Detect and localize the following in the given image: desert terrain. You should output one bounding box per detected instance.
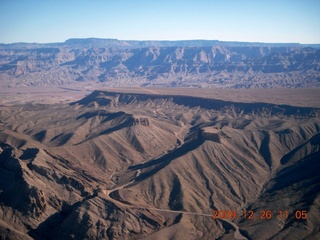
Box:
[1,39,319,89]
[0,86,319,239]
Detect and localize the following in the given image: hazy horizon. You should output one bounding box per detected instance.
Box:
[0,36,317,46]
[1,37,318,45]
[1,0,319,44]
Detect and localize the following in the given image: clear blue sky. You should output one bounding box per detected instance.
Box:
[0,0,319,44]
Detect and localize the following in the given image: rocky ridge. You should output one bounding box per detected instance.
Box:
[0,90,320,239]
[0,38,319,88]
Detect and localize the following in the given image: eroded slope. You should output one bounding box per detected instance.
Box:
[0,90,319,239]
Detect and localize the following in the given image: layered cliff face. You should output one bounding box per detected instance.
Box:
[0,39,319,88]
[0,90,320,239]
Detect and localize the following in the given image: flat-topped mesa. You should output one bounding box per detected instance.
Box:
[133,117,150,126]
[201,126,221,143]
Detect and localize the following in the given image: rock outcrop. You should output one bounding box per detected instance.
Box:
[201,126,221,143]
[134,118,150,126]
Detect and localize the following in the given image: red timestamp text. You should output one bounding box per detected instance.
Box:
[212,210,308,220]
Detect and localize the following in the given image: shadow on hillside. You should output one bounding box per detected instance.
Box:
[128,132,205,183]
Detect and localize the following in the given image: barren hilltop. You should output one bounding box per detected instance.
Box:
[0,88,320,239]
[0,38,320,240]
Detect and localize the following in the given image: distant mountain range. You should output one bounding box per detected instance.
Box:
[2,38,320,49]
[0,38,319,88]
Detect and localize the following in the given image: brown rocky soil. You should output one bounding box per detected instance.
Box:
[0,88,319,239]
